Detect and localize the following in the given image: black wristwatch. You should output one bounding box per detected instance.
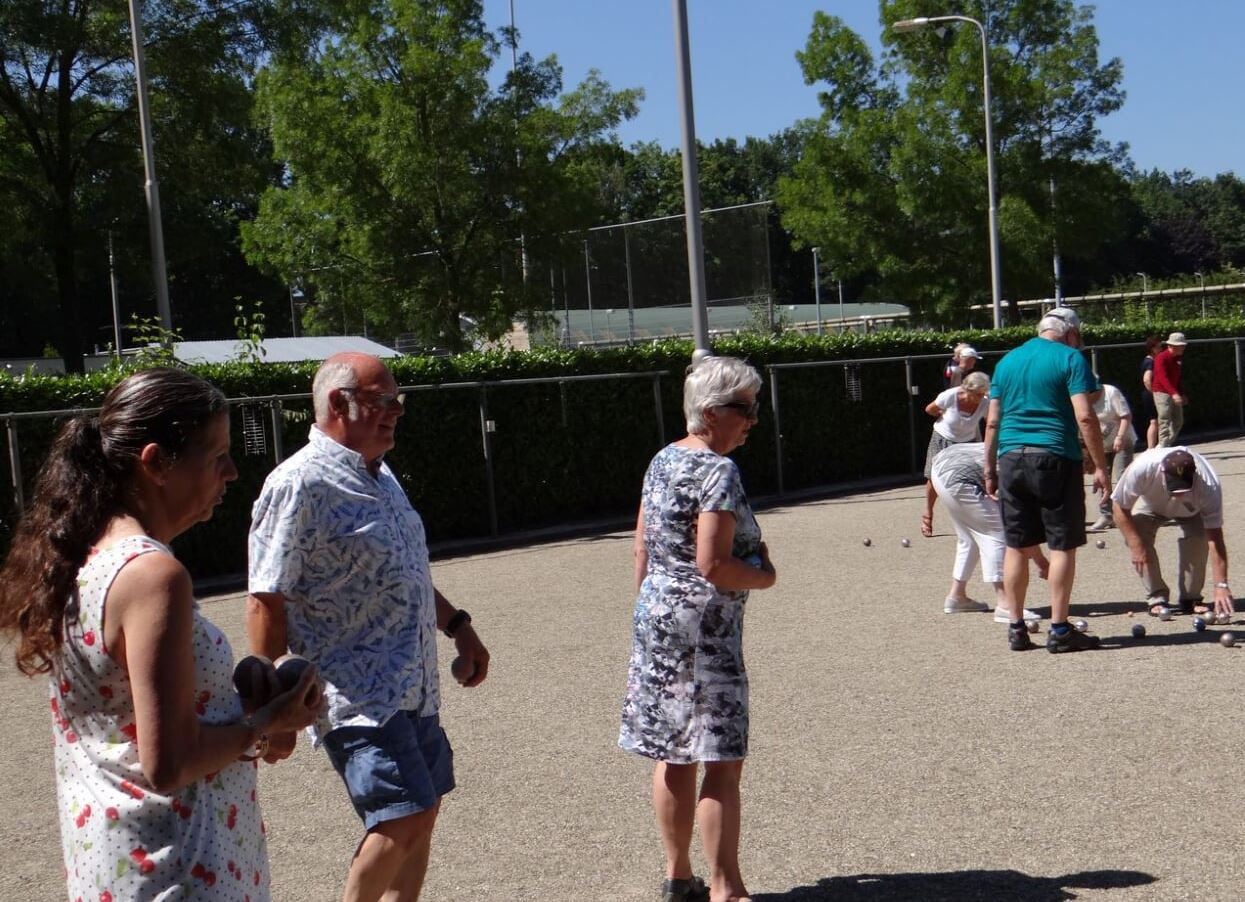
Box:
[443,609,472,638]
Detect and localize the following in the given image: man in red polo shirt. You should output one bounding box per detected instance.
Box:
[1151,331,1187,447]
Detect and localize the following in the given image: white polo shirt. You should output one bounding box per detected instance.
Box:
[1111,446,1223,527]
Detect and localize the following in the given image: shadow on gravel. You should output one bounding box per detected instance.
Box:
[753,867,1156,901]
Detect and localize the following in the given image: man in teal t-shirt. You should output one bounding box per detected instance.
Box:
[984,307,1109,654]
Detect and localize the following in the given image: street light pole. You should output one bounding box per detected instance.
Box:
[1194,271,1206,317]
[893,14,1002,329]
[125,0,172,333]
[672,0,712,363]
[1137,271,1150,321]
[811,247,823,335]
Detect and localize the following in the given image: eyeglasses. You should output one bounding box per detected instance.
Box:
[341,388,406,410]
[719,400,760,419]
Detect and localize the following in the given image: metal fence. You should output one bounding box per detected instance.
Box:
[4,337,1245,576]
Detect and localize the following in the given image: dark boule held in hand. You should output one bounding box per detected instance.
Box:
[274,653,323,707]
[231,655,280,713]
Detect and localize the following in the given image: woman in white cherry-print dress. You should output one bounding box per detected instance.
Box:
[0,369,320,901]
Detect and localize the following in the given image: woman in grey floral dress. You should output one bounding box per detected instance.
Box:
[620,356,777,902]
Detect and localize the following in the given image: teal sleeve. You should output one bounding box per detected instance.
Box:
[1067,352,1097,396]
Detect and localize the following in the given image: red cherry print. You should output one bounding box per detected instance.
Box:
[119,723,137,741]
[138,859,155,875]
[50,698,60,716]
[105,807,119,821]
[82,631,96,646]
[120,780,145,800]
[227,803,238,829]
[100,892,113,902]
[129,847,147,864]
[75,813,85,828]
[81,805,91,819]
[191,863,206,879]
[60,679,71,695]
[204,871,216,887]
[65,731,78,743]
[99,685,113,699]
[254,871,261,886]
[250,788,256,801]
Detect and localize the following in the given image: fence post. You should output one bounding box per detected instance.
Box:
[5,417,23,512]
[1090,348,1100,378]
[769,367,785,496]
[651,374,665,448]
[1236,340,1244,429]
[905,357,918,475]
[478,387,499,537]
[268,400,285,465]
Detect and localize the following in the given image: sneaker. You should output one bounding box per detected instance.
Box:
[945,596,991,613]
[1088,515,1114,532]
[1008,623,1035,651]
[994,607,1040,623]
[1046,627,1101,654]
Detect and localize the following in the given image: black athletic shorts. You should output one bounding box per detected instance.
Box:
[997,447,1086,551]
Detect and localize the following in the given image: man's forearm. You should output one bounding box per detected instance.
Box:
[1208,529,1229,583]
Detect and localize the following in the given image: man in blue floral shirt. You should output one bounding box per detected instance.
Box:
[247,352,489,902]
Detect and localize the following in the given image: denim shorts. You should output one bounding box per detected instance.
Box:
[322,711,455,831]
[997,448,1086,551]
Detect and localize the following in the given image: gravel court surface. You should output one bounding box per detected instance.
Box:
[3,437,1245,901]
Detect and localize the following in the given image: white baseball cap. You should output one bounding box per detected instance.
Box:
[958,346,980,360]
[1045,306,1081,330]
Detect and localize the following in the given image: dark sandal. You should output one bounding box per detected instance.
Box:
[662,876,709,902]
[921,512,934,538]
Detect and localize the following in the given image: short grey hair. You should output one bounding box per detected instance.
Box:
[684,356,762,433]
[312,360,359,422]
[1037,314,1072,338]
[961,371,990,395]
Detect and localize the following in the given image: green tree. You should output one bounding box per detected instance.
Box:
[778,1,1129,323]
[242,0,640,350]
[0,0,298,369]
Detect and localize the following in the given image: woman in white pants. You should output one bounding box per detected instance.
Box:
[931,441,1047,622]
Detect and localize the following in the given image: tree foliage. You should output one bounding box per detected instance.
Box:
[242,0,641,351]
[778,0,1131,322]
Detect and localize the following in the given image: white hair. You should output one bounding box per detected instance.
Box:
[1037,314,1072,338]
[961,371,990,395]
[684,356,763,433]
[312,360,359,423]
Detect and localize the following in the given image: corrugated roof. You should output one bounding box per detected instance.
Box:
[173,336,401,364]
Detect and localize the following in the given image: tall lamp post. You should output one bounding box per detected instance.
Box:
[893,15,1002,329]
[811,247,824,335]
[125,0,172,332]
[672,0,712,363]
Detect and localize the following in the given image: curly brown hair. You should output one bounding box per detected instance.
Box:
[0,368,226,675]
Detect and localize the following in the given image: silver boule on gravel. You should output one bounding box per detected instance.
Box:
[1072,618,1088,632]
[1220,632,1237,648]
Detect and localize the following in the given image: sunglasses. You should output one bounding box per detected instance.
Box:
[341,388,406,410]
[719,400,760,418]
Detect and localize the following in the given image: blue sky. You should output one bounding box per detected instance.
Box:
[482,1,1242,178]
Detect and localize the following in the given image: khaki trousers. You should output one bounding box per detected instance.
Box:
[1153,391,1184,448]
[1130,511,1206,603]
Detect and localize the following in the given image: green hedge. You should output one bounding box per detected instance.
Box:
[3,319,1243,580]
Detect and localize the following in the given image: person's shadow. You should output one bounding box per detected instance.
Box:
[752,868,1156,901]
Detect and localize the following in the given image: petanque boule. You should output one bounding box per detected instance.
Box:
[1192,616,1207,632]
[1027,620,1040,634]
[1157,605,1173,621]
[450,655,477,684]
[1220,632,1237,648]
[1072,618,1088,632]
[1131,623,1146,639]
[1215,612,1231,626]
[1095,539,1106,549]
[274,653,323,707]
[862,537,872,547]
[231,654,279,712]
[901,538,911,548]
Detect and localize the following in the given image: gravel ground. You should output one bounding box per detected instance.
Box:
[3,438,1245,901]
